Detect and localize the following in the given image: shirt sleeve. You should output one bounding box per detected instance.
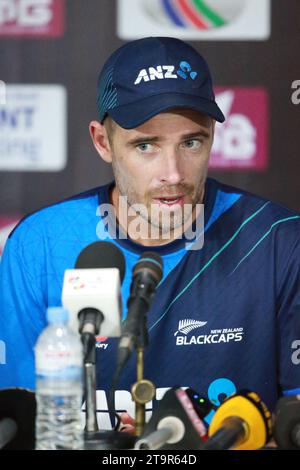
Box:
[0,227,47,390]
[277,236,300,395]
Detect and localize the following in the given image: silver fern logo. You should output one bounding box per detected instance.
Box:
[174,319,207,336]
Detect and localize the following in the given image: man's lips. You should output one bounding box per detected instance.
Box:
[152,195,185,207]
[153,195,184,199]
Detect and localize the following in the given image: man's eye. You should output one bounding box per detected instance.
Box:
[137,143,153,152]
[183,139,202,149]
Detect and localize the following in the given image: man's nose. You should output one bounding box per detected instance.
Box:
[159,153,184,186]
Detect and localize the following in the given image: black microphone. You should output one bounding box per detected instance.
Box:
[202,390,272,450]
[75,241,126,276]
[63,241,131,444]
[0,388,36,450]
[134,387,211,450]
[74,241,126,343]
[0,418,17,449]
[274,395,300,449]
[116,251,163,370]
[63,241,126,363]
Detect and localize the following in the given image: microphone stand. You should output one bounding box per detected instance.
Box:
[131,312,156,437]
[79,311,112,449]
[78,309,103,438]
[82,334,99,434]
[80,314,137,450]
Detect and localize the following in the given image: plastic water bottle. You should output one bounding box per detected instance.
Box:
[35,307,84,450]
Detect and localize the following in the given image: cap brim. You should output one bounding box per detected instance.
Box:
[108,92,225,129]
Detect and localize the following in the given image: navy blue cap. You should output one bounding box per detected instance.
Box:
[97,37,225,129]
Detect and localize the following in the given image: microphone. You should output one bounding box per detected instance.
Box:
[62,241,125,339]
[62,242,128,440]
[134,388,211,450]
[0,388,36,450]
[0,418,17,449]
[116,251,163,370]
[274,395,300,449]
[202,390,272,450]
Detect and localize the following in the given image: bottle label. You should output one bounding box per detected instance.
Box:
[36,348,82,369]
[35,347,83,383]
[36,365,82,381]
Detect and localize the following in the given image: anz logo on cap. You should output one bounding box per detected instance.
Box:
[134,60,198,85]
[177,61,198,80]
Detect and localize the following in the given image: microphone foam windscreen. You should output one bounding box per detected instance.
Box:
[75,241,126,282]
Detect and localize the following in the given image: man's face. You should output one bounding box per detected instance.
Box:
[107,108,215,235]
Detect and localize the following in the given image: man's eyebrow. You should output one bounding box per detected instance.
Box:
[126,136,159,146]
[181,130,210,140]
[126,129,210,146]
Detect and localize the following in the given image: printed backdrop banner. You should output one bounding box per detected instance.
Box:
[211,87,269,170]
[0,0,65,37]
[0,216,21,258]
[118,0,271,40]
[0,85,67,171]
[0,0,299,257]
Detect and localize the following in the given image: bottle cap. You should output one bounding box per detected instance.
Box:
[46,307,69,324]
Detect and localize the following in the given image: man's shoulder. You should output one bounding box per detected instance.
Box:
[209,178,300,242]
[8,183,112,243]
[210,177,300,219]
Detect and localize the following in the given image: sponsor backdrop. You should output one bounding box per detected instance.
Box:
[0,0,299,255]
[118,0,271,40]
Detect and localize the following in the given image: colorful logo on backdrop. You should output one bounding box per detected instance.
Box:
[0,0,64,37]
[0,216,21,259]
[210,87,269,171]
[145,0,247,30]
[118,0,271,40]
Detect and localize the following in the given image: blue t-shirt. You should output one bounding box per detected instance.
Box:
[1,178,300,428]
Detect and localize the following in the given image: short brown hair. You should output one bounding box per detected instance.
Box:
[104,115,116,146]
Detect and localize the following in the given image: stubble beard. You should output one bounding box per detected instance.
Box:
[111,159,203,238]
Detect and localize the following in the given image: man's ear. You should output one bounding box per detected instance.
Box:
[89,120,112,163]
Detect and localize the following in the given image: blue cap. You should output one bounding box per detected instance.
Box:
[97,37,225,129]
[47,307,69,324]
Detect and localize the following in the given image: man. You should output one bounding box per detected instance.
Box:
[0,37,300,431]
